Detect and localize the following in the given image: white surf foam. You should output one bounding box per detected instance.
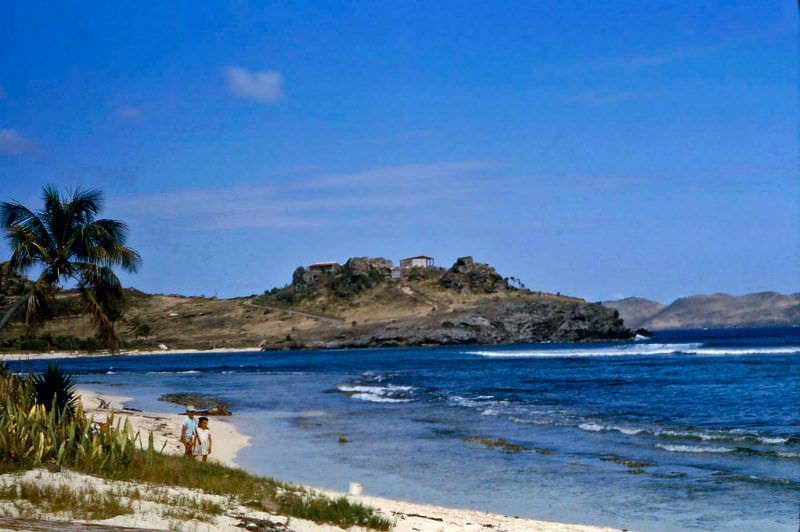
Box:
[349,393,411,403]
[758,436,790,445]
[337,384,414,403]
[685,346,800,356]
[656,429,791,445]
[656,444,735,454]
[467,343,800,358]
[578,423,645,435]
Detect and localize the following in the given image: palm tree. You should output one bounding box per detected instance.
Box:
[0,186,140,350]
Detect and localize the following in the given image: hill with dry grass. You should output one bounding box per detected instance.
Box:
[0,257,631,353]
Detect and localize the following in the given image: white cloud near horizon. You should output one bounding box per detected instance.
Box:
[560,91,640,106]
[115,106,142,120]
[0,128,38,157]
[224,67,284,103]
[296,161,501,190]
[586,46,716,70]
[110,161,496,231]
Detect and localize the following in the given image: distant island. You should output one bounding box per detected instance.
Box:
[0,256,630,353]
[603,292,800,330]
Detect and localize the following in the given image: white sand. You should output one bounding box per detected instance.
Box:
[0,346,263,362]
[0,468,322,532]
[16,388,615,531]
[78,388,250,468]
[0,467,618,532]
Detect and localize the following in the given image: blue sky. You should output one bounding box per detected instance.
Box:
[1,1,797,302]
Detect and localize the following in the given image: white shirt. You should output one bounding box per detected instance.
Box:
[193,427,211,455]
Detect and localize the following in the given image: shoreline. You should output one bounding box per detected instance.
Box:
[77,388,251,468]
[0,346,263,362]
[75,388,617,532]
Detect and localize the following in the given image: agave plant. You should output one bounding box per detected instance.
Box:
[0,368,156,471]
[0,186,141,350]
[31,363,77,416]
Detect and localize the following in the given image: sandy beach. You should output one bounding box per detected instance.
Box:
[78,388,251,468]
[2,388,616,532]
[0,346,263,363]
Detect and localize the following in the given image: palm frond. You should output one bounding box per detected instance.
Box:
[40,185,67,246]
[6,226,48,272]
[75,263,125,351]
[70,219,140,271]
[0,201,54,262]
[2,186,138,351]
[62,188,103,241]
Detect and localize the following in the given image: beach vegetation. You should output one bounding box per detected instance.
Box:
[0,480,134,520]
[0,186,141,350]
[0,365,393,530]
[158,493,225,521]
[31,363,77,416]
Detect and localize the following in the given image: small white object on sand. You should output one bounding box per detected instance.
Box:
[348,481,363,496]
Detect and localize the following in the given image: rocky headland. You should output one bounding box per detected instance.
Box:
[1,256,632,353]
[256,256,630,350]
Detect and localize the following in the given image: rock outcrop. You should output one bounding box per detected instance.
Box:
[266,257,393,304]
[260,298,630,350]
[255,255,631,351]
[328,257,393,298]
[440,256,508,293]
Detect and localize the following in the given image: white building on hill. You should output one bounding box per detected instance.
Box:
[400,256,434,269]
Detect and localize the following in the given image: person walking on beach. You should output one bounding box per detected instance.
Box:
[181,411,197,457]
[193,417,212,462]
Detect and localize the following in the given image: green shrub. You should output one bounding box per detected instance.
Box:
[32,363,77,416]
[0,333,103,352]
[0,366,392,530]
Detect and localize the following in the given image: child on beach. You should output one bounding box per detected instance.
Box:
[192,417,212,462]
[180,411,196,457]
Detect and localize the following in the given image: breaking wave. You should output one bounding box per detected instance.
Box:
[336,384,415,403]
[467,343,800,358]
[577,423,792,446]
[656,444,735,454]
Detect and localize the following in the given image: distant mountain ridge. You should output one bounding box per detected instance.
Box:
[604,292,800,330]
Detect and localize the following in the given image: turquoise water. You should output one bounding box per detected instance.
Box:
[16,327,800,531]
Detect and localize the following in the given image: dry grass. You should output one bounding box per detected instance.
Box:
[0,481,133,521]
[0,369,392,530]
[1,267,586,354]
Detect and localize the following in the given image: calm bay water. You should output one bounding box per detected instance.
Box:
[13,327,799,531]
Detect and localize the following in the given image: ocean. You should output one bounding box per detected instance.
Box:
[12,327,799,531]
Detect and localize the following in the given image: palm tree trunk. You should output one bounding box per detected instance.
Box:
[0,294,28,330]
[0,271,51,331]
